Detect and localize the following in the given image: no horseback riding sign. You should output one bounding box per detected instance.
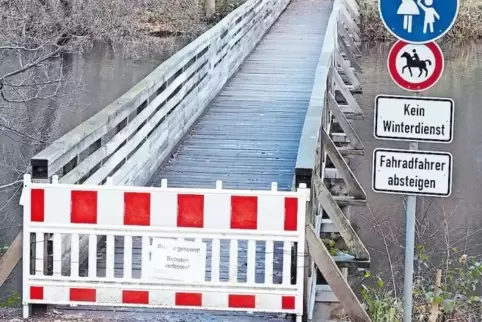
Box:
[387,40,444,92]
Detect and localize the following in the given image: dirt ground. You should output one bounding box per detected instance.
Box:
[0,307,292,321]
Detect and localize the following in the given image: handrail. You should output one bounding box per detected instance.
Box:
[294,0,341,187]
[31,0,291,188]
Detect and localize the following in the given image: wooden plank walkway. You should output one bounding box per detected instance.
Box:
[150,0,332,191]
[66,0,333,320]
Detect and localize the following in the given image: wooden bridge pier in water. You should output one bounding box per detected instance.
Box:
[0,0,372,320]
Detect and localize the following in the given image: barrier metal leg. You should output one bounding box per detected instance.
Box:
[23,304,29,319]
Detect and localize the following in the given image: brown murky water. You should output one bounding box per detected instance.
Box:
[352,41,482,283]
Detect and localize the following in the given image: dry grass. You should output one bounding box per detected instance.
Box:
[358,0,482,41]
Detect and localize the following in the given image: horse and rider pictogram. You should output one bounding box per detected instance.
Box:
[401,49,432,78]
[387,40,444,92]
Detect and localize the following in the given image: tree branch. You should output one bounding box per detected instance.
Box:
[0,180,22,190]
[0,47,61,81]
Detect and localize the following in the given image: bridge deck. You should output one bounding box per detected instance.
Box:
[150,0,331,191]
[67,0,332,320]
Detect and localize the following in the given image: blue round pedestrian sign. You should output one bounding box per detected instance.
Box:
[379,0,459,44]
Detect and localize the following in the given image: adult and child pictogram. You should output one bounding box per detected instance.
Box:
[380,0,459,43]
[397,0,440,34]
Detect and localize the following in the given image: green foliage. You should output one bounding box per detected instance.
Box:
[360,271,401,322]
[0,291,21,308]
[360,245,482,320]
[0,244,8,257]
[322,238,339,256]
[436,255,482,314]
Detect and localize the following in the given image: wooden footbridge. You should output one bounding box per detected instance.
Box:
[1,0,371,320]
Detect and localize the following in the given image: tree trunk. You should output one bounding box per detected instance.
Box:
[205,0,215,18]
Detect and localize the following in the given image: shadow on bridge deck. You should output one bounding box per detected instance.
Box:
[62,0,333,320]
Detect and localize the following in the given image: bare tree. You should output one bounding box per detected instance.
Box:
[0,0,206,230]
[355,198,482,320]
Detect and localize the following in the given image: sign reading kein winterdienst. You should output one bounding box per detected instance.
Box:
[372,148,453,197]
[374,95,454,143]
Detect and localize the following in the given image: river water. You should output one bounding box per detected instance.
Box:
[0,44,167,299]
[352,41,482,284]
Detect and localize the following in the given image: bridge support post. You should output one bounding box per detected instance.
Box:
[296,0,370,320]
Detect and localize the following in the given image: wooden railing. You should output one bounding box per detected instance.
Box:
[0,0,291,290]
[294,0,371,320]
[30,0,290,186]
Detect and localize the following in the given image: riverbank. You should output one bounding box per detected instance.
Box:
[358,0,482,41]
[0,0,245,59]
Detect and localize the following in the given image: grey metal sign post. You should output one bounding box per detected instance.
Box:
[374,26,457,322]
[373,93,454,321]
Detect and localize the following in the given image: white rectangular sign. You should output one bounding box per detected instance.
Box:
[372,148,453,197]
[149,238,207,282]
[374,95,454,143]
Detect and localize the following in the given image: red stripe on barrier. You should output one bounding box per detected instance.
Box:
[284,197,298,231]
[70,288,96,302]
[175,292,202,306]
[71,191,97,224]
[30,286,44,300]
[281,296,295,310]
[31,189,45,222]
[230,196,257,229]
[122,290,149,304]
[228,294,256,308]
[177,194,204,228]
[124,192,150,226]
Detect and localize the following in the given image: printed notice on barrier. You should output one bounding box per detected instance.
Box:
[372,148,453,197]
[149,238,206,282]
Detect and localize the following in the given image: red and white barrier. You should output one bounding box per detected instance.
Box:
[29,184,300,231]
[22,174,308,321]
[28,286,297,312]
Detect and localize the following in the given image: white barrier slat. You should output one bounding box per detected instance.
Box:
[35,233,44,276]
[71,233,79,278]
[88,234,97,278]
[229,239,238,283]
[106,235,115,279]
[265,240,274,285]
[123,236,133,279]
[247,240,256,284]
[282,241,292,285]
[211,239,221,282]
[53,233,62,277]
[141,236,150,278]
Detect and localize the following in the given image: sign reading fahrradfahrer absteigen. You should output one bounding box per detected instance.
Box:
[375,0,458,321]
